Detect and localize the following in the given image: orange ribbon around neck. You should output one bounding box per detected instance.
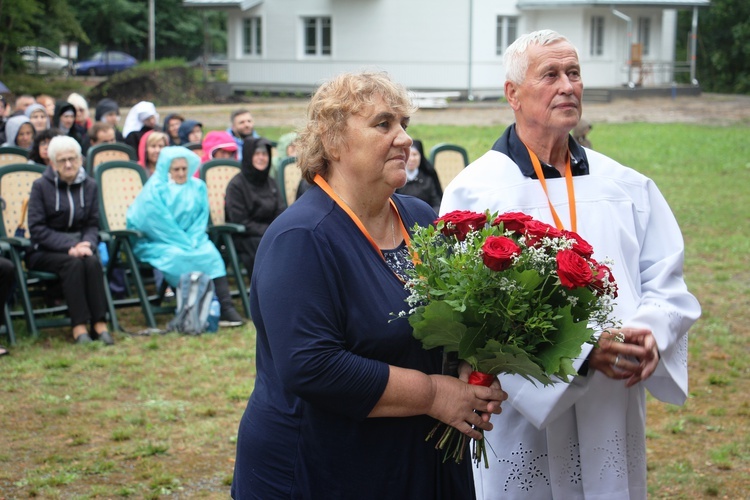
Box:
[313,174,411,261]
[524,145,577,232]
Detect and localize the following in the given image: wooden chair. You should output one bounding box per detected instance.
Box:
[0,163,119,336]
[429,143,469,191]
[276,156,300,208]
[96,160,171,328]
[200,159,251,318]
[0,146,29,167]
[86,143,137,175]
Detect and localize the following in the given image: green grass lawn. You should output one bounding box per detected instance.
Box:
[1,122,748,498]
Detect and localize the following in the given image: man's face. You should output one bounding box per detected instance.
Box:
[506,41,583,137]
[103,111,120,127]
[232,112,254,138]
[92,127,116,146]
[15,96,35,113]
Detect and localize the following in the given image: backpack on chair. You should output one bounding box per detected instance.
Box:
[167,272,215,335]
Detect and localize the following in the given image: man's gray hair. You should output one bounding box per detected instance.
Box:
[503,30,577,84]
[48,135,82,164]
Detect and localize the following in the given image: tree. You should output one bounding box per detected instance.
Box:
[678,0,750,94]
[0,0,85,75]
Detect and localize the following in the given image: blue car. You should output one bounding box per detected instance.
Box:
[73,51,137,76]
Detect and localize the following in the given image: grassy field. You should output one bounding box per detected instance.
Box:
[1,122,748,498]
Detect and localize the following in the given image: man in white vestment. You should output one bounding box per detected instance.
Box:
[441,30,701,499]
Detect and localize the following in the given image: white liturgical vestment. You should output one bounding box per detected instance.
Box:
[441,146,701,500]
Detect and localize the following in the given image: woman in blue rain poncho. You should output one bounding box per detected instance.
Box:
[126,146,244,326]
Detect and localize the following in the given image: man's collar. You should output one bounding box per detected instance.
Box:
[492,124,590,178]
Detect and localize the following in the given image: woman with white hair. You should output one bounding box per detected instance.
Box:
[27,135,113,345]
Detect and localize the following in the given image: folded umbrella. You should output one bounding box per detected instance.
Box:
[15,198,29,238]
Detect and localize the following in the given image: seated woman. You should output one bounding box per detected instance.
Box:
[24,103,51,134]
[27,136,113,345]
[225,137,285,279]
[178,119,203,146]
[137,130,169,177]
[123,101,159,151]
[126,146,244,327]
[395,139,442,212]
[53,101,83,145]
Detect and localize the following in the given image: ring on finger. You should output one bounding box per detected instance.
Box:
[614,354,621,367]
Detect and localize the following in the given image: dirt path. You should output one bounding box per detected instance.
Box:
[155,92,750,130]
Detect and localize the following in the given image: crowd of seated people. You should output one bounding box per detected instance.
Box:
[1,92,455,351]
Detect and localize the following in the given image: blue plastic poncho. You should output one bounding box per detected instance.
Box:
[126,146,226,287]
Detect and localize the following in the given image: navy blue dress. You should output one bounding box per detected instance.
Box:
[232,185,475,499]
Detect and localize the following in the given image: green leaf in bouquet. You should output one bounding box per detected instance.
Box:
[512,268,546,291]
[535,305,594,376]
[409,301,466,352]
[458,325,487,359]
[473,339,555,386]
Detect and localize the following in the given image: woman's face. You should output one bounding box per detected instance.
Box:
[169,157,188,184]
[75,106,88,125]
[16,123,34,149]
[252,148,269,171]
[147,139,167,166]
[59,112,75,130]
[406,147,420,172]
[188,126,203,143]
[29,110,48,132]
[333,95,412,190]
[167,118,182,138]
[52,149,82,184]
[39,138,51,162]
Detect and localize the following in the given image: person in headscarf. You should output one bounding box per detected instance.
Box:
[1,115,34,150]
[162,113,184,146]
[178,119,202,145]
[137,130,169,177]
[24,103,51,133]
[27,135,113,345]
[67,93,91,138]
[191,130,238,179]
[395,139,442,212]
[123,101,159,151]
[269,131,298,179]
[52,101,82,145]
[225,137,285,279]
[126,146,244,327]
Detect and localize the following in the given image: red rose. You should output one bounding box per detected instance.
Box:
[591,259,619,298]
[556,249,594,289]
[523,220,564,247]
[562,230,594,259]
[481,236,521,271]
[436,210,487,241]
[492,212,533,234]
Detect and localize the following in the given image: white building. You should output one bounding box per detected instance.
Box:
[184,0,710,98]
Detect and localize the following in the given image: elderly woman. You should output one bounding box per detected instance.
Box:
[230,72,506,499]
[27,136,113,345]
[225,137,285,279]
[126,146,244,327]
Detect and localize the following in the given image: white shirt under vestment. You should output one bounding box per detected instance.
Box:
[440,148,701,500]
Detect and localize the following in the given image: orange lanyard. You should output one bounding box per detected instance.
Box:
[524,146,577,232]
[314,174,411,260]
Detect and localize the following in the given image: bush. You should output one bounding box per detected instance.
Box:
[0,73,88,101]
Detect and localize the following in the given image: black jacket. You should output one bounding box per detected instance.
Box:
[225,137,285,259]
[27,165,99,256]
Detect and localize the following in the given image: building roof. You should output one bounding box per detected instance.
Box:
[183,0,261,10]
[518,0,709,7]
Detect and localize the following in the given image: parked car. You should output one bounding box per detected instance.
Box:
[73,51,137,76]
[19,46,69,75]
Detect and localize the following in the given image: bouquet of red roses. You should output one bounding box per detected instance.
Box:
[401,210,619,466]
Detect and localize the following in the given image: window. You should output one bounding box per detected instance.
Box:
[590,16,604,56]
[303,17,331,56]
[638,17,651,56]
[243,17,262,55]
[495,16,518,56]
